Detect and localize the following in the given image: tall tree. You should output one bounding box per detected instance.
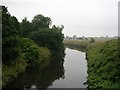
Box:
[20,17,33,37]
[2,6,19,38]
[32,14,51,30]
[30,25,64,55]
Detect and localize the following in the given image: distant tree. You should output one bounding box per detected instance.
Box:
[78,37,83,40]
[65,36,69,40]
[106,36,108,38]
[90,38,95,43]
[73,35,77,40]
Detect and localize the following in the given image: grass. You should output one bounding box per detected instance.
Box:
[63,39,106,52]
[63,40,90,52]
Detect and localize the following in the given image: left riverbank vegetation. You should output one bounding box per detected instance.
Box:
[2,6,65,87]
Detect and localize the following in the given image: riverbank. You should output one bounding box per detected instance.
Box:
[2,44,52,87]
[64,39,120,89]
[64,40,89,52]
[2,53,65,89]
[63,39,105,52]
[2,6,65,88]
[86,39,120,89]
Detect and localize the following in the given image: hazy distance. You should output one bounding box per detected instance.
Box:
[1,0,119,37]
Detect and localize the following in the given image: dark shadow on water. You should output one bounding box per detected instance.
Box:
[2,54,65,90]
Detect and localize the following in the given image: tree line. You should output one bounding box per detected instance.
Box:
[2,6,65,87]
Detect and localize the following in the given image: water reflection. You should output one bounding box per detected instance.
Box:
[49,48,87,88]
[3,48,88,89]
[2,54,65,90]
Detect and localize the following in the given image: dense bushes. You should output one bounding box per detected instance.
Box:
[3,35,51,66]
[2,59,27,87]
[86,39,120,88]
[2,36,51,86]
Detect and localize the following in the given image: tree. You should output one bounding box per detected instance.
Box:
[90,38,95,43]
[73,35,77,40]
[32,14,52,30]
[30,25,64,55]
[85,38,88,40]
[20,17,33,37]
[2,6,65,87]
[2,6,20,38]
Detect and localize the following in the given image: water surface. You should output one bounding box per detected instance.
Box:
[49,48,88,88]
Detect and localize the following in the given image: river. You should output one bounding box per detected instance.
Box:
[3,48,88,89]
[49,48,88,88]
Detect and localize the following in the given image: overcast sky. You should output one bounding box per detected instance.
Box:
[1,0,119,37]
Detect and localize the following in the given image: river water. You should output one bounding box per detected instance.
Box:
[49,48,88,88]
[3,48,88,89]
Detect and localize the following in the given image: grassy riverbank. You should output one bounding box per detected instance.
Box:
[63,39,106,52]
[86,39,120,89]
[64,38,120,89]
[64,40,89,52]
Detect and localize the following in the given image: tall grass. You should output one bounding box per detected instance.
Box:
[64,39,108,52]
[64,40,90,52]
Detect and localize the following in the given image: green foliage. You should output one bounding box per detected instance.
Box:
[20,17,33,37]
[2,36,51,87]
[86,39,120,88]
[2,6,64,87]
[2,6,19,39]
[29,25,65,55]
[3,35,51,66]
[2,58,28,87]
[32,14,52,30]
